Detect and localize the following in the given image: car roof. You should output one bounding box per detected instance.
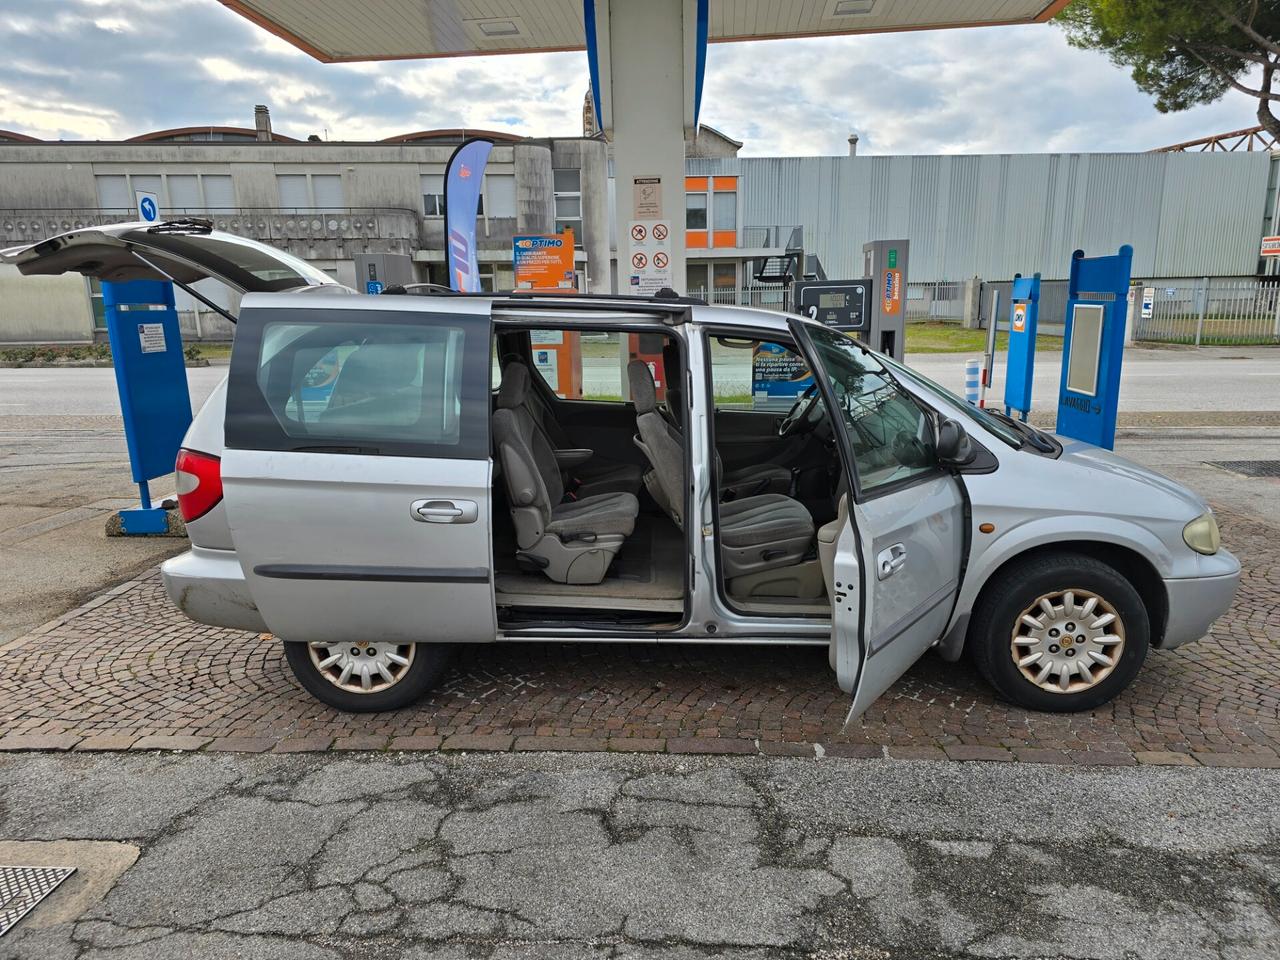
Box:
[240,289,799,333]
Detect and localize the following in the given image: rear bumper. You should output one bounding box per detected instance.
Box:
[1160,549,1241,650]
[161,546,268,633]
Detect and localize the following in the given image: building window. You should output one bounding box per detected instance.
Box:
[277,173,345,210]
[686,193,707,230]
[553,168,582,243]
[94,173,236,214]
[421,174,444,216]
[485,173,516,218]
[713,190,737,232]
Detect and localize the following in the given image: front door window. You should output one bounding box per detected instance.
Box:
[803,324,937,495]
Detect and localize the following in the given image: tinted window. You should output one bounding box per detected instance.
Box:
[227,309,490,459]
[805,325,937,495]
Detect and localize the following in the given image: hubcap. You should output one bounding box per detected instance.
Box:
[308,641,415,694]
[1010,589,1124,694]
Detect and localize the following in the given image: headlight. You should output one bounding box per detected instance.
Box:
[1183,512,1221,556]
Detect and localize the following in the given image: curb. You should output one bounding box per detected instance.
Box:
[1,733,1277,768]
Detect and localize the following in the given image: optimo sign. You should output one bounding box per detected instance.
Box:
[513,228,577,291]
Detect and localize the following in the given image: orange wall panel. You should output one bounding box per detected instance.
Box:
[712,230,737,248]
[685,177,708,191]
[712,176,737,191]
[686,230,708,248]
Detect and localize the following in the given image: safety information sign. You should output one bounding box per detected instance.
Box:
[632,177,663,219]
[1141,287,1155,320]
[627,220,673,296]
[1262,236,1280,257]
[137,323,166,354]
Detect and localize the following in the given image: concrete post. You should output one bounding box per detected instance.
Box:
[605,0,690,295]
[962,277,983,329]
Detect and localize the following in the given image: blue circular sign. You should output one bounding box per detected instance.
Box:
[139,196,157,221]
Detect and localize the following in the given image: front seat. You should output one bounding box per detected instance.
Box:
[628,360,814,580]
[493,368,639,585]
[502,358,642,499]
[659,342,791,500]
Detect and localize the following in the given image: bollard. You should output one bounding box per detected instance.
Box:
[964,358,981,406]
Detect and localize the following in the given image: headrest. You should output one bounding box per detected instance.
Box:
[497,362,531,409]
[627,359,657,414]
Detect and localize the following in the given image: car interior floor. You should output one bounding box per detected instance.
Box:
[492,511,687,613]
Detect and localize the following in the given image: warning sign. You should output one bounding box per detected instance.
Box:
[632,176,663,220]
[626,219,673,296]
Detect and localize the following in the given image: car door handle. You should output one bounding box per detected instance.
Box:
[877,543,907,580]
[411,499,478,524]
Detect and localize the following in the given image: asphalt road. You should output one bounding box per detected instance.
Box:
[1,345,1278,417]
[2,751,1277,959]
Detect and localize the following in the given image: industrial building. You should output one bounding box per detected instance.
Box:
[0,105,1274,344]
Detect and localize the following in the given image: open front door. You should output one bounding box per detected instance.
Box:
[793,321,967,721]
[220,297,496,646]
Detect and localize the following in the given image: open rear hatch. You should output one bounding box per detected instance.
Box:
[0,218,349,319]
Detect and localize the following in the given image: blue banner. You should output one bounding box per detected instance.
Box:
[444,137,493,292]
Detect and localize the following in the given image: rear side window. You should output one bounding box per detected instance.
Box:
[226,308,490,459]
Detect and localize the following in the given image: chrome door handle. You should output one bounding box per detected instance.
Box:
[411,499,478,524]
[877,543,907,580]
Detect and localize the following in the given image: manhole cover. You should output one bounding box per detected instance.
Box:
[0,866,75,937]
[1207,460,1280,478]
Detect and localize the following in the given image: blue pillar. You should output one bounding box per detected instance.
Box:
[102,280,193,534]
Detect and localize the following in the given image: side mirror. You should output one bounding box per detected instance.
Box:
[936,418,976,466]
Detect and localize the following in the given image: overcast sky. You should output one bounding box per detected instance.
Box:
[0,0,1259,155]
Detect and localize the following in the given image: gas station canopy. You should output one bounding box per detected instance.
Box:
[221,0,1069,294]
[221,0,1070,62]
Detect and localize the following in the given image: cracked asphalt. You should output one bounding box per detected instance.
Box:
[1,751,1277,959]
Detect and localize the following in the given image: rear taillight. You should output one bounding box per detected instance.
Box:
[175,448,223,523]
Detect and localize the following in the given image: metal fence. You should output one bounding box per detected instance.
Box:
[905,281,966,322]
[1132,278,1280,345]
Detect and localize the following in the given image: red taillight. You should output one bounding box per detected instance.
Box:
[175,448,223,523]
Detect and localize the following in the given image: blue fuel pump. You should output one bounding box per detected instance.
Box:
[1055,246,1133,451]
[1003,272,1040,421]
[102,280,193,533]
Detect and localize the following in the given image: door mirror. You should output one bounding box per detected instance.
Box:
[936,418,975,466]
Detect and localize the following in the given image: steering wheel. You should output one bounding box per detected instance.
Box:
[777,384,821,438]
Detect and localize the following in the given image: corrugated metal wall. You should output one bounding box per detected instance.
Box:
[687,152,1271,282]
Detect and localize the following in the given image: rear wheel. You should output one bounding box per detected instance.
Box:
[284,640,454,712]
[969,553,1149,713]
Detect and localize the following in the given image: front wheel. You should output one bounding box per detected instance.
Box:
[969,553,1149,713]
[284,640,455,712]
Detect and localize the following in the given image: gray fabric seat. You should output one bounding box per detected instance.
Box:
[503,358,643,498]
[627,360,814,579]
[659,343,791,500]
[493,365,638,585]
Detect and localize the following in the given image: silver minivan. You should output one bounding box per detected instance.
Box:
[3,223,1241,717]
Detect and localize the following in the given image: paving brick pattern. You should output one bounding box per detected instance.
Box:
[2,506,1277,766]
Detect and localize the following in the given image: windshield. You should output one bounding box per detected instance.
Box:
[876,350,1025,449]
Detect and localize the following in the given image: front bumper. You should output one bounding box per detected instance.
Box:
[1160,549,1241,650]
[161,546,267,633]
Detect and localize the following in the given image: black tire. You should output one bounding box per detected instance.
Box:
[968,552,1149,713]
[284,641,455,712]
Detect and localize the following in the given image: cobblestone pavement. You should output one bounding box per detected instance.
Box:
[2,506,1277,768]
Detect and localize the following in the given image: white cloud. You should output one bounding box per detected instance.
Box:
[0,2,1263,154]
